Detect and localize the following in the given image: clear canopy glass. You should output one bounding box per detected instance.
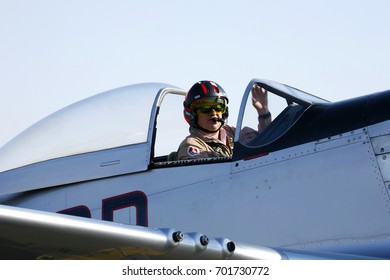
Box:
[0,83,172,172]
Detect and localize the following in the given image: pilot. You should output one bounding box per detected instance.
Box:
[176,80,271,160]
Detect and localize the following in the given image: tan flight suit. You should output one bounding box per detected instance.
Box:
[176,124,261,160]
[177,126,235,160]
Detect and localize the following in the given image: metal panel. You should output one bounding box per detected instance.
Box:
[230,134,390,247]
[371,134,390,155]
[376,154,390,182]
[0,143,149,195]
[371,134,390,182]
[315,129,368,152]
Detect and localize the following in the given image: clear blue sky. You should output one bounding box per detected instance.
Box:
[1,0,389,147]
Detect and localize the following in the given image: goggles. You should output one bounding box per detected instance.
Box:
[197,104,226,115]
[191,98,226,116]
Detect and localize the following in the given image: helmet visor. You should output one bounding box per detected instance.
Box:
[191,97,227,116]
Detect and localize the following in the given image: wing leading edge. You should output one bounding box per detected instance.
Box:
[1,205,383,260]
[0,204,282,260]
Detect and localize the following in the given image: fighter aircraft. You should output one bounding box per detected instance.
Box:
[0,78,389,260]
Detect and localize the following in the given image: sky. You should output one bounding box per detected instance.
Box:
[1,0,389,148]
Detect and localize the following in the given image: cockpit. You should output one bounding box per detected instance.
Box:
[0,79,329,193]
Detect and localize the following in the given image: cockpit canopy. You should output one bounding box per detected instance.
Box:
[0,83,175,172]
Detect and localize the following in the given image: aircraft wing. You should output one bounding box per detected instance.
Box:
[0,204,383,260]
[0,204,283,260]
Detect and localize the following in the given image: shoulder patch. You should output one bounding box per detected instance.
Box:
[187,146,200,156]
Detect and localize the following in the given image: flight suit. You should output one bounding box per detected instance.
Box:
[176,126,235,160]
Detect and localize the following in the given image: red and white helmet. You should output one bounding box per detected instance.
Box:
[183,80,229,126]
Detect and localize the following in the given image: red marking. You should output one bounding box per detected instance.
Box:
[188,146,200,156]
[244,152,269,161]
[58,205,91,218]
[200,83,208,94]
[210,82,219,93]
[102,191,148,226]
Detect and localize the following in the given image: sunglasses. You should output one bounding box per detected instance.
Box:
[194,103,226,116]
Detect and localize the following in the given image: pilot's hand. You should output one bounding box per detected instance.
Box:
[251,84,269,115]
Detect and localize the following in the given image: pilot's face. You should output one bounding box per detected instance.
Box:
[196,110,223,132]
[192,98,226,133]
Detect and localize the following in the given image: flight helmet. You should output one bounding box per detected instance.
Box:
[183,81,229,127]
